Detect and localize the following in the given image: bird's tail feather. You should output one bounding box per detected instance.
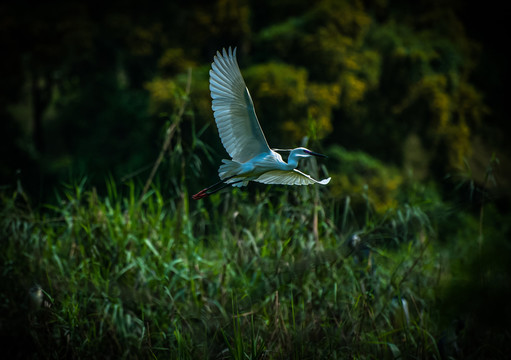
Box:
[219,159,241,179]
[219,160,246,187]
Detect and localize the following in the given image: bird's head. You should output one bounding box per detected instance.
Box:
[281,147,327,167]
[289,147,327,159]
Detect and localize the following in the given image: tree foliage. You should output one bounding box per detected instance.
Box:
[1,0,505,197]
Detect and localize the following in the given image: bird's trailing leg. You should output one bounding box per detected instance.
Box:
[192,176,242,200]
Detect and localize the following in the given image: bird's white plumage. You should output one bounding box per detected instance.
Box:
[255,169,331,186]
[193,47,330,199]
[210,48,271,163]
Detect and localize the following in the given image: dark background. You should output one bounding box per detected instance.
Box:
[1,0,509,204]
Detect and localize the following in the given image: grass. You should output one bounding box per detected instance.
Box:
[1,160,509,358]
[1,176,446,359]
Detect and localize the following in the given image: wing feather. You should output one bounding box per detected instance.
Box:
[210,47,271,162]
[255,169,331,186]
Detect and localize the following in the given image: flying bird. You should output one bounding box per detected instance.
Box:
[193,47,330,200]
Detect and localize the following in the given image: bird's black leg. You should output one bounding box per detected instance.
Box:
[192,175,242,200]
[199,180,243,198]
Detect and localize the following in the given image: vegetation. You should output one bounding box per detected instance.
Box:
[1,0,510,358]
[2,158,510,358]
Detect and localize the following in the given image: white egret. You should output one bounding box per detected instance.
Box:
[193,47,331,200]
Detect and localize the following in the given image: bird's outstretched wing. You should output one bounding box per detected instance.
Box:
[210,47,271,163]
[254,169,331,186]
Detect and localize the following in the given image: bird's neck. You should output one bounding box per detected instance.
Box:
[285,154,300,170]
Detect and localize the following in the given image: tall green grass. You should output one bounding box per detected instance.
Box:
[1,172,456,359]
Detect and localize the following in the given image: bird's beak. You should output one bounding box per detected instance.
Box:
[305,150,327,158]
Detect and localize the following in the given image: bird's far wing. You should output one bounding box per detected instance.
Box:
[210,48,271,163]
[254,169,331,186]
